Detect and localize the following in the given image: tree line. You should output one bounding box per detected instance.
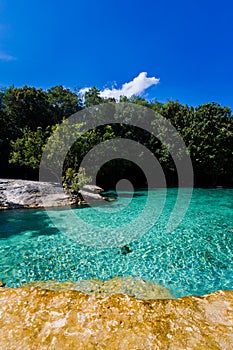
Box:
[0,85,232,189]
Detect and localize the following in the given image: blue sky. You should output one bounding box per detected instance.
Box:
[0,0,233,108]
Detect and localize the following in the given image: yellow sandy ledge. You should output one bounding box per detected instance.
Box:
[0,284,233,350]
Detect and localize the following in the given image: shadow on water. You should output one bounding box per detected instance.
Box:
[0,208,60,239]
[102,189,148,199]
[0,190,147,240]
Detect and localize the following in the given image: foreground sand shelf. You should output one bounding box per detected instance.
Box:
[0,286,233,349]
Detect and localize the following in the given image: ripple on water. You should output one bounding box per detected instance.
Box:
[0,188,233,298]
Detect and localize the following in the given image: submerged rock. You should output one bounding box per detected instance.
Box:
[23,276,173,300]
[121,245,132,255]
[0,287,233,349]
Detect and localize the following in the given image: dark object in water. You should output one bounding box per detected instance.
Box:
[121,245,132,255]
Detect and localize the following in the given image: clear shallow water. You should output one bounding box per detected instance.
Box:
[0,188,232,298]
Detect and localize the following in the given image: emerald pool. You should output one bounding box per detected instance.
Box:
[0,188,232,298]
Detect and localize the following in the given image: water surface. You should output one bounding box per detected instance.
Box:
[0,188,232,298]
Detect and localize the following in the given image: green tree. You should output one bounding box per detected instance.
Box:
[2,86,50,139]
[62,167,92,192]
[83,87,105,107]
[9,126,52,170]
[47,85,82,124]
[188,103,233,183]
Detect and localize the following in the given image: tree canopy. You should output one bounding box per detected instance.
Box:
[0,85,232,188]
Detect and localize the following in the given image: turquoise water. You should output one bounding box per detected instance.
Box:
[0,188,232,298]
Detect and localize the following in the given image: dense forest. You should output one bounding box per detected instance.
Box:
[0,85,232,189]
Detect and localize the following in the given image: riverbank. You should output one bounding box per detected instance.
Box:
[0,284,232,349]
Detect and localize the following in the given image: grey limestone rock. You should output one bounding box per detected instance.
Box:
[0,179,75,209]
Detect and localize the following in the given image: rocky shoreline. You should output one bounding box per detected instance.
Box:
[0,179,105,209]
[0,282,232,349]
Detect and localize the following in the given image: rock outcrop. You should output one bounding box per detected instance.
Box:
[0,178,75,209]
[0,286,233,349]
[79,184,116,203]
[0,179,105,209]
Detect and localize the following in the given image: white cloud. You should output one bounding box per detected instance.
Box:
[79,72,160,101]
[79,87,91,96]
[100,72,159,100]
[0,52,16,61]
